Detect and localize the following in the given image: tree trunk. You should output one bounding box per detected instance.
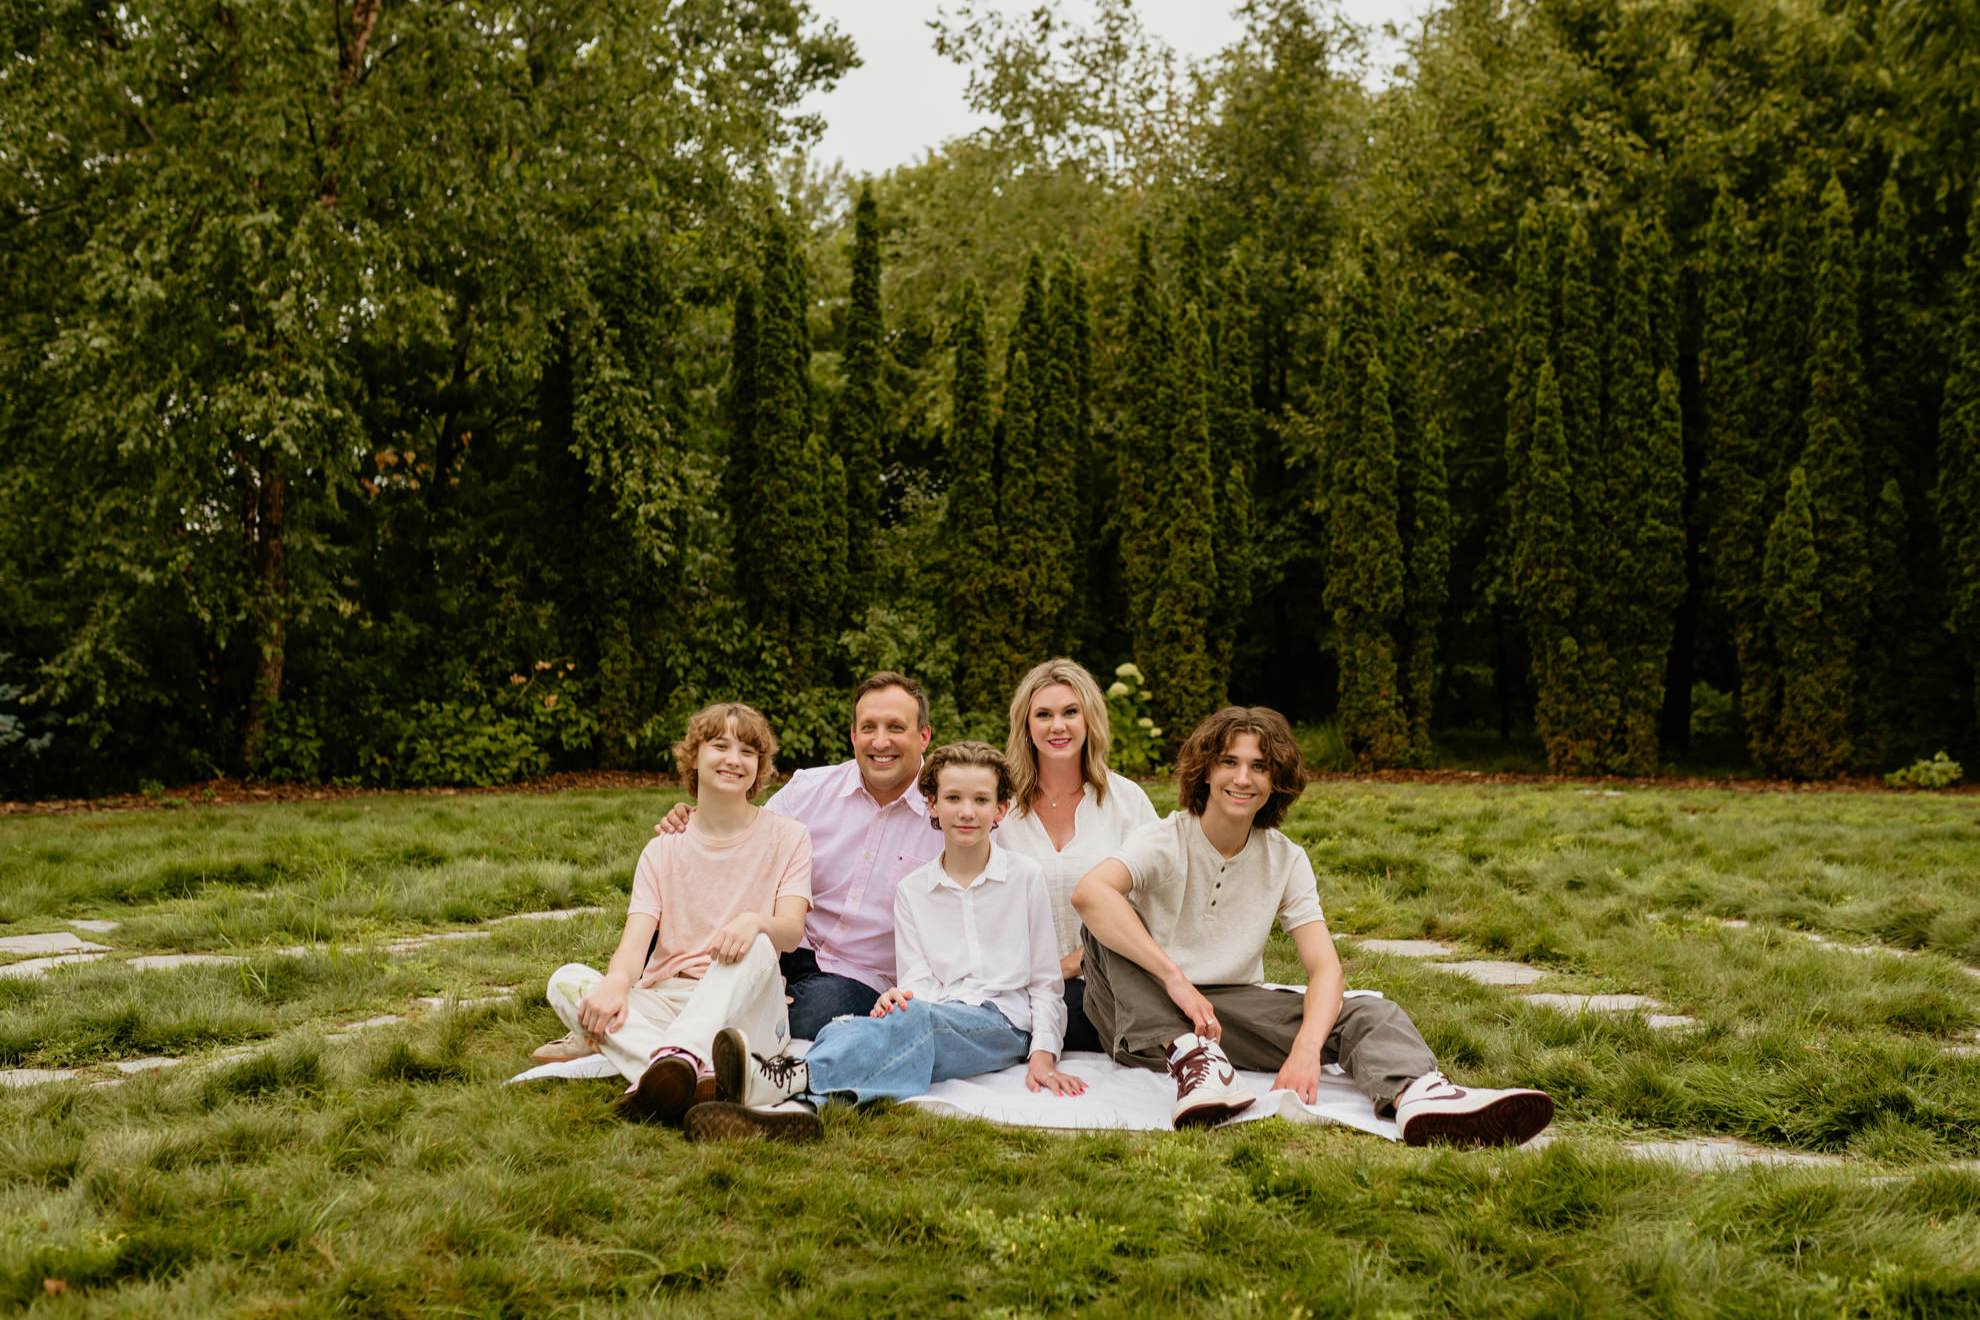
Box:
[240,456,287,773]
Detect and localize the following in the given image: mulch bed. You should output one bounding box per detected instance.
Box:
[7,766,1975,817]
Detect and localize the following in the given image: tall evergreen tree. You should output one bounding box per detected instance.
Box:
[1054,254,1104,653]
[948,280,1004,715]
[1119,232,1175,652]
[744,211,843,691]
[1323,251,1408,766]
[1939,195,1980,745]
[1765,468,1834,776]
[1381,260,1448,762]
[1026,261,1080,656]
[1519,355,1579,767]
[1401,408,1452,764]
[1861,172,1915,763]
[1604,219,1685,773]
[1756,175,1816,533]
[725,277,761,555]
[834,182,885,602]
[1699,185,1778,767]
[1143,302,1221,751]
[1772,175,1872,777]
[1209,257,1257,703]
[993,348,1055,688]
[1504,202,1552,557]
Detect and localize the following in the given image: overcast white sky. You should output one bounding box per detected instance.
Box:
[801,0,1432,178]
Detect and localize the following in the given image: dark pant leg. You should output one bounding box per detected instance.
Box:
[1079,930,1436,1111]
[1078,929,1192,1071]
[1196,987,1439,1113]
[780,949,880,1040]
[1060,977,1103,1055]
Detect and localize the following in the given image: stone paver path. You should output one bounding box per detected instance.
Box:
[1437,959,1547,987]
[0,931,113,957]
[65,918,121,934]
[1,1067,84,1088]
[1519,992,1697,1029]
[0,952,109,980]
[1351,938,1457,958]
[126,953,244,970]
[0,906,610,981]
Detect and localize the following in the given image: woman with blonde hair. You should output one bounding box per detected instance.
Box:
[995,658,1157,1052]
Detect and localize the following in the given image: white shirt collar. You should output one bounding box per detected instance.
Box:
[924,841,1009,891]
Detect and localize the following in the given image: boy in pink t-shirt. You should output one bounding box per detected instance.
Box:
[537,702,811,1125]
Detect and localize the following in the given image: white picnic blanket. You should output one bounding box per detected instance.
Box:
[507,988,1396,1140]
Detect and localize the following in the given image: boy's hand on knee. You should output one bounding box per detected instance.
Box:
[578,975,630,1036]
[871,988,914,1017]
[705,913,761,963]
[1161,969,1220,1042]
[1025,1052,1087,1097]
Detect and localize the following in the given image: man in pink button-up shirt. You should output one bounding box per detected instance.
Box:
[661,672,942,1037]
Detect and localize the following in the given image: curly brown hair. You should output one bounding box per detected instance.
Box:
[673,702,779,799]
[916,740,1012,829]
[1174,706,1306,831]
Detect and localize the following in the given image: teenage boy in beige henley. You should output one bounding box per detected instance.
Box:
[1072,706,1554,1146]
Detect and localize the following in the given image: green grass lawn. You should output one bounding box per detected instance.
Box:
[4,782,1980,1314]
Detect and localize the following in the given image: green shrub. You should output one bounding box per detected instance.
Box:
[1883,751,1964,790]
[356,701,552,788]
[1105,663,1166,777]
[1294,721,1356,773]
[1689,681,1741,743]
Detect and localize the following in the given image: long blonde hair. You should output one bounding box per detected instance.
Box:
[1005,658,1112,816]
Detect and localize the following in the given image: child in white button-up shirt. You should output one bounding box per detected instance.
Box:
[691,742,1086,1141]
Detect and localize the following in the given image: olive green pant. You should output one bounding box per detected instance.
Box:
[1078,929,1438,1114]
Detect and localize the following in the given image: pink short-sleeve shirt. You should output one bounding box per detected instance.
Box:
[627,808,812,985]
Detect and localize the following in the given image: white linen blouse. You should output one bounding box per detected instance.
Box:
[994,769,1159,958]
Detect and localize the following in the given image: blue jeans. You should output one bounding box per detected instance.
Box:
[781,949,880,1039]
[804,999,1029,1104]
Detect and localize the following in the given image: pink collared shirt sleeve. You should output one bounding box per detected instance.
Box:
[764,761,942,991]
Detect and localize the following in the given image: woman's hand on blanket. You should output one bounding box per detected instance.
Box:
[871,987,914,1017]
[1161,970,1221,1042]
[705,912,761,963]
[577,974,631,1036]
[652,802,694,836]
[1026,1052,1087,1096]
[1272,1052,1323,1104]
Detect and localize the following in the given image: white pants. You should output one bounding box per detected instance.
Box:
[546,934,789,1084]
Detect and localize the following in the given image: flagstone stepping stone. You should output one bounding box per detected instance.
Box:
[415,990,517,1010]
[126,953,244,971]
[1351,938,1456,958]
[0,932,111,957]
[494,907,610,924]
[1626,1137,1844,1170]
[109,1056,185,1074]
[1435,960,1546,986]
[1519,992,1697,1030]
[64,919,121,934]
[1803,933,1904,957]
[0,1067,82,1088]
[384,930,492,955]
[325,1014,406,1040]
[0,952,108,980]
[1521,992,1659,1013]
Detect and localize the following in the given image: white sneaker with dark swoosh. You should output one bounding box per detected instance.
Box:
[1394,1070,1554,1147]
[1167,1032,1255,1128]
